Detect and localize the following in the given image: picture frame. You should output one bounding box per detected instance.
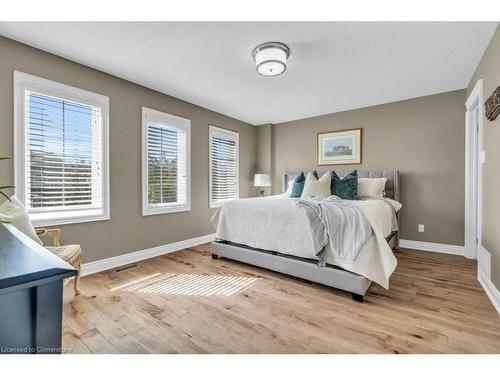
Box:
[317,128,362,165]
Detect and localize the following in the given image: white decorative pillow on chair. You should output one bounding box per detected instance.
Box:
[0,196,42,245]
[302,172,332,198]
[357,177,387,198]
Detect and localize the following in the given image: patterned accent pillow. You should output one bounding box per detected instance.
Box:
[330,170,358,200]
[290,171,318,198]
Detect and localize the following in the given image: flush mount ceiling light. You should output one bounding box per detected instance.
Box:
[251,42,290,76]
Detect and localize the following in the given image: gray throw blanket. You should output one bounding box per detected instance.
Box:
[297,196,373,266]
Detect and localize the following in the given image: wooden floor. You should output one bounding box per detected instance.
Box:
[62,245,500,353]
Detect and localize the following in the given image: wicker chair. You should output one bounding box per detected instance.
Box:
[35,228,82,295]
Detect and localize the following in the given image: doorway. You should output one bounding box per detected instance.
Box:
[464,79,483,260]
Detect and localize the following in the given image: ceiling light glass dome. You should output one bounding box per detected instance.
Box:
[252,42,290,76]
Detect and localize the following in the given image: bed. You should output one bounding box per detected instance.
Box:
[210,170,400,302]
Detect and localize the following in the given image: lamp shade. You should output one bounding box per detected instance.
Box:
[254,174,272,187]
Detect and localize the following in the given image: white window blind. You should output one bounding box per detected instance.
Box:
[26,93,103,209]
[14,72,109,226]
[209,126,239,208]
[142,107,191,215]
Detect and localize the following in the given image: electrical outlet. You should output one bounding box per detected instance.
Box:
[418,224,425,233]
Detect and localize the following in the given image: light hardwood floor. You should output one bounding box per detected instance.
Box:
[62,245,500,353]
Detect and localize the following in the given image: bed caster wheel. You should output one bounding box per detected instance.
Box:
[351,293,364,303]
[211,254,219,260]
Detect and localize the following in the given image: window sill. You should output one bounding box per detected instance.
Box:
[29,209,109,227]
[142,204,191,216]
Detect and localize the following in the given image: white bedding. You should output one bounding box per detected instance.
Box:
[212,196,401,288]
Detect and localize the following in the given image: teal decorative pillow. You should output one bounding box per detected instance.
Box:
[291,171,319,198]
[331,170,358,200]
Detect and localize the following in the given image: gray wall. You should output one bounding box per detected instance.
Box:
[255,124,273,196]
[256,124,272,173]
[0,36,257,263]
[265,90,466,246]
[467,24,500,289]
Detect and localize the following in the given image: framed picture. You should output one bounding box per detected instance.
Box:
[317,128,362,165]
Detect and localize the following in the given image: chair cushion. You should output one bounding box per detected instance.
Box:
[47,244,81,266]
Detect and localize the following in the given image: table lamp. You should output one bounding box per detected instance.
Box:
[254,174,272,196]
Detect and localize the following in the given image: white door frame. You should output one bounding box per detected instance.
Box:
[464,79,484,260]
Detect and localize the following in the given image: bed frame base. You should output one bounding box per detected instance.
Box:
[210,241,372,301]
[351,293,364,303]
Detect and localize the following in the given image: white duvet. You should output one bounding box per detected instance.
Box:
[212,196,402,288]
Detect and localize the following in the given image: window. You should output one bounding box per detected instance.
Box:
[209,126,239,208]
[142,107,191,215]
[14,71,109,226]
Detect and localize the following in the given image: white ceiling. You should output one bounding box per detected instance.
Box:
[0,22,497,125]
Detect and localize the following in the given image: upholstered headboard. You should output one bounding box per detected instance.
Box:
[282,170,400,201]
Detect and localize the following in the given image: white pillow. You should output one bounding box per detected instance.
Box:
[357,177,387,198]
[302,172,332,198]
[0,196,42,245]
[284,179,294,197]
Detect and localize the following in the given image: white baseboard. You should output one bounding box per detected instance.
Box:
[81,233,215,276]
[477,245,499,315]
[478,245,491,279]
[399,239,464,256]
[478,269,500,315]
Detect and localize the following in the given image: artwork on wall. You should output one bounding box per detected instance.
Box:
[485,86,500,121]
[317,128,362,165]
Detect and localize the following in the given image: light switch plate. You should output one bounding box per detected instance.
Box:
[481,150,486,164]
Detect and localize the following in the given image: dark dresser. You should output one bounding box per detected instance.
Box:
[0,223,76,354]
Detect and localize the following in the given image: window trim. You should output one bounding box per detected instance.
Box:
[209,125,240,209]
[13,71,110,227]
[141,107,191,216]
